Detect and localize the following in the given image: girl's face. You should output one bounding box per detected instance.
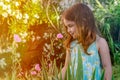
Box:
[63,19,77,39]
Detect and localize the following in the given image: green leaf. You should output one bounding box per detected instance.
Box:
[91,68,96,80]
[112,74,114,80]
[41,58,48,80]
[101,69,105,80]
[66,64,71,80]
[76,45,83,80]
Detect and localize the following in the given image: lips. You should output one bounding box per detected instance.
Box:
[70,33,75,38]
[69,33,73,36]
[71,33,77,39]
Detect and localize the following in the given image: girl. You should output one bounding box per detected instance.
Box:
[61,3,112,80]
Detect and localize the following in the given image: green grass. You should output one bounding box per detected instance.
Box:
[112,64,120,80]
[0,64,120,80]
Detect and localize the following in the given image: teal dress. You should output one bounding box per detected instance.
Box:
[70,40,102,80]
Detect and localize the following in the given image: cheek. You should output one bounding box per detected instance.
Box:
[74,29,79,38]
[73,27,77,32]
[74,32,78,37]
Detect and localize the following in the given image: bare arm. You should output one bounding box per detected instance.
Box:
[97,37,112,80]
[61,49,71,80]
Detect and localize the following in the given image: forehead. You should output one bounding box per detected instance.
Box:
[63,19,75,26]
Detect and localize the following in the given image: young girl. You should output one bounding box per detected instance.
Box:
[61,3,112,80]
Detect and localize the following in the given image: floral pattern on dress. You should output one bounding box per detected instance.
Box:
[70,40,102,80]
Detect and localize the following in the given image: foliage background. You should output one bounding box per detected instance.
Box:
[0,0,120,79]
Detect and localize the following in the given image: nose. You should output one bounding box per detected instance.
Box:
[67,28,71,33]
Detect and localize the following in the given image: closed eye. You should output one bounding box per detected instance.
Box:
[68,24,73,28]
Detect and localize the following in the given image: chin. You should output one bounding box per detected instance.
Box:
[73,36,76,39]
[73,35,78,39]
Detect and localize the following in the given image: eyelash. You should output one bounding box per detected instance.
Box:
[65,25,73,28]
[68,25,72,27]
[68,25,73,28]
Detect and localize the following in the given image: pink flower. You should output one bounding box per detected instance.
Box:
[14,34,21,42]
[57,33,63,39]
[48,63,52,68]
[35,64,41,72]
[30,71,37,75]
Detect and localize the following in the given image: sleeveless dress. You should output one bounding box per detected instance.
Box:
[70,40,102,80]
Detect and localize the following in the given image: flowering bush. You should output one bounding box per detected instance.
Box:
[0,0,65,78]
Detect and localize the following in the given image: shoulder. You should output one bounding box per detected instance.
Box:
[97,36,107,45]
[96,35,108,51]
